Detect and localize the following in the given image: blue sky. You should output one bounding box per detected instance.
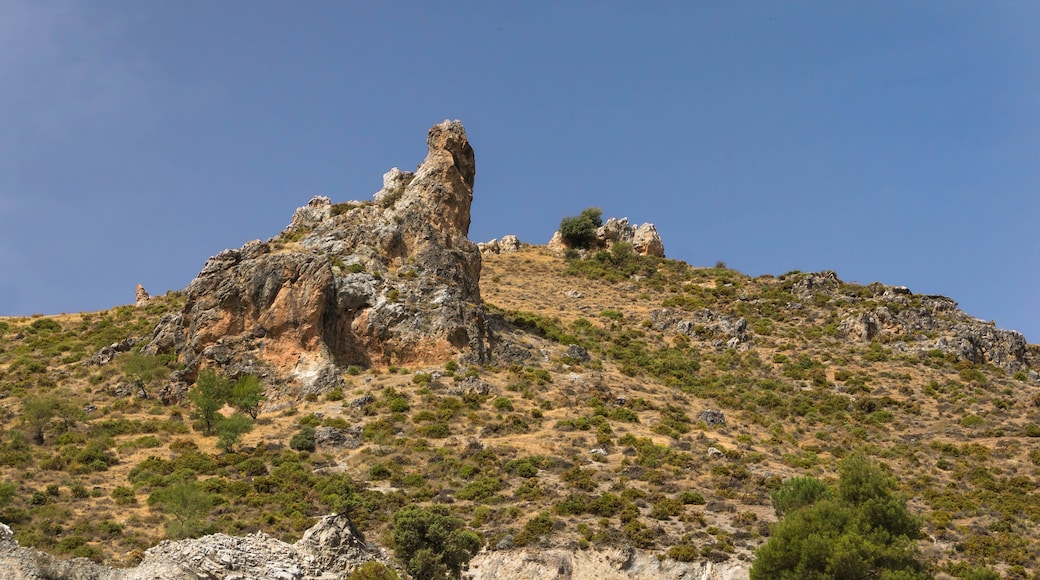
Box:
[1,1,1037,342]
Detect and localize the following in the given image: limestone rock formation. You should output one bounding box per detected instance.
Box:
[789,271,1033,372]
[0,514,390,579]
[135,284,150,306]
[548,216,665,257]
[479,234,521,254]
[144,120,490,390]
[467,547,749,580]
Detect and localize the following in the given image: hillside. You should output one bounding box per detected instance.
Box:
[1,122,1039,579]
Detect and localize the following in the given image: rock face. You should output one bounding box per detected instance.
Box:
[548,216,665,257]
[468,547,749,580]
[0,514,390,579]
[144,120,490,388]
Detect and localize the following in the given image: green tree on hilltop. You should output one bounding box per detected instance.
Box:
[559,207,603,249]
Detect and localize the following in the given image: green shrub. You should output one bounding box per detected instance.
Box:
[111,486,136,505]
[678,491,706,505]
[457,477,502,501]
[347,561,402,580]
[558,207,603,249]
[668,544,700,562]
[492,397,514,412]
[290,426,316,452]
[514,512,555,547]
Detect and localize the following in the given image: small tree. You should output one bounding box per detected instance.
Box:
[231,374,266,419]
[123,351,171,387]
[150,481,215,539]
[391,505,482,580]
[188,369,231,434]
[215,412,254,453]
[21,396,59,444]
[558,207,603,249]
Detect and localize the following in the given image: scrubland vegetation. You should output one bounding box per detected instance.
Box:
[1,246,1037,578]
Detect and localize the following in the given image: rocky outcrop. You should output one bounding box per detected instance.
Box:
[786,271,1032,372]
[651,308,750,349]
[144,121,490,388]
[548,217,665,257]
[468,547,749,580]
[1,516,751,580]
[0,515,391,579]
[479,235,521,254]
[135,284,150,306]
[85,337,142,366]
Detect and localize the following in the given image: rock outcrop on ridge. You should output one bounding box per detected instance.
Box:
[548,217,665,257]
[144,120,490,391]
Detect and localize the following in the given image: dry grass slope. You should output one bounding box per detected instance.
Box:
[0,246,1038,578]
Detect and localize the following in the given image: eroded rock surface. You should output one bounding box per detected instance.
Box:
[144,121,490,388]
[468,547,749,580]
[0,514,389,580]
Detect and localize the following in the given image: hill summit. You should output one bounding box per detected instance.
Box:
[1,121,1040,580]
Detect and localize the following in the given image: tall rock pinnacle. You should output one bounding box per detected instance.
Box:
[144,120,489,395]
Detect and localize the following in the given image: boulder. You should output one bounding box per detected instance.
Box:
[499,234,521,252]
[632,223,664,257]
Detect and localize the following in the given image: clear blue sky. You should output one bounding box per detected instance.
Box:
[2,1,1037,342]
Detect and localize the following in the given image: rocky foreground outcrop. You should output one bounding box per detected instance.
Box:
[0,519,752,580]
[0,515,392,579]
[144,120,490,392]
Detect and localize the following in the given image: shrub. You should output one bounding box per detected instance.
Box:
[149,481,216,539]
[457,477,502,501]
[111,486,136,505]
[558,207,603,249]
[290,426,316,452]
[215,412,254,452]
[668,544,700,562]
[492,397,514,412]
[188,369,232,434]
[347,561,401,580]
[514,512,555,547]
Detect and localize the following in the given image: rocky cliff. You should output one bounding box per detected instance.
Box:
[144,120,490,394]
